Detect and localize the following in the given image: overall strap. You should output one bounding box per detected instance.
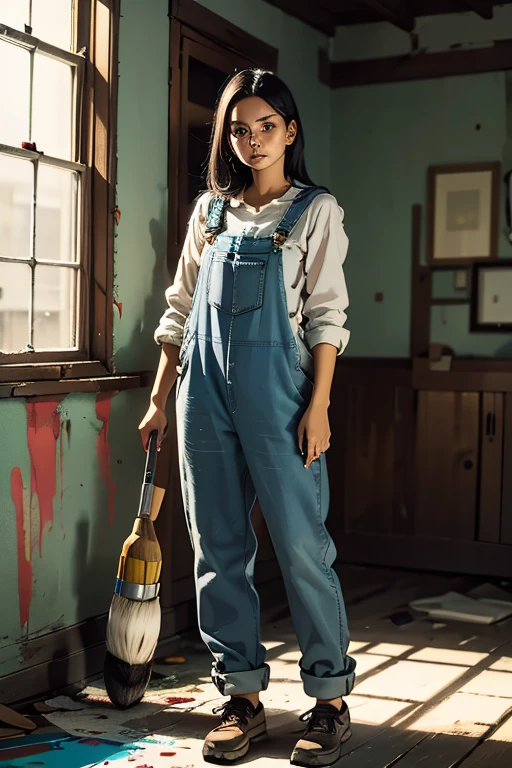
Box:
[204,195,228,245]
[272,186,329,246]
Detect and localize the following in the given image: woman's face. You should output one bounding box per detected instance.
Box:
[228,96,296,173]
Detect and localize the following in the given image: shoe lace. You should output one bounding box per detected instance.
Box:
[299,705,341,736]
[212,698,254,726]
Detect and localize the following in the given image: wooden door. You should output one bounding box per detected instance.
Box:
[168,24,253,270]
[415,390,479,540]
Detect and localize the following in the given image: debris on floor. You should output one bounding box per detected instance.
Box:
[410,588,512,624]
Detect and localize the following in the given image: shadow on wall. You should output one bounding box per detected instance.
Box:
[43,517,99,696]
[114,185,172,373]
[496,338,512,357]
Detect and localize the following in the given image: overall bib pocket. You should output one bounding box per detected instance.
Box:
[207,252,267,315]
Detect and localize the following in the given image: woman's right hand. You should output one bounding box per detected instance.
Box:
[139,403,168,451]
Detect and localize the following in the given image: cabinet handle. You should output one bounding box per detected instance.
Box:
[486,412,492,436]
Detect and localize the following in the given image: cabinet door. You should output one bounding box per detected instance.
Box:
[415,391,479,540]
[501,392,512,545]
[343,383,395,534]
[478,392,503,543]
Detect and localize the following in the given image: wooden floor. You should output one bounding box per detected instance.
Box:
[3,564,512,767]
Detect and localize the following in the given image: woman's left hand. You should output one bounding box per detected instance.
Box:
[298,401,331,469]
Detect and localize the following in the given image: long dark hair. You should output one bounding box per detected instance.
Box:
[205,68,318,198]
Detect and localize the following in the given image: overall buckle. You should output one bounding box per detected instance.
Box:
[272,229,287,246]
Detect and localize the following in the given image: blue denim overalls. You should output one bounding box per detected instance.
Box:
[175,186,356,699]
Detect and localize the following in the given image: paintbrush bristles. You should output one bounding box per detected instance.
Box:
[106,594,161,666]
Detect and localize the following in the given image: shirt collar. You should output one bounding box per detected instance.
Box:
[229,184,300,209]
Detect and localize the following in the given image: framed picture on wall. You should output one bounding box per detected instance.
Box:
[427,162,501,265]
[470,260,512,332]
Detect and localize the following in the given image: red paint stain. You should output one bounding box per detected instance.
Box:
[26,399,63,557]
[164,696,195,705]
[96,393,116,525]
[12,467,32,628]
[114,300,123,318]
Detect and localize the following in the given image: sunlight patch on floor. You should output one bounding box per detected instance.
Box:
[408,647,488,666]
[350,652,390,675]
[346,694,412,725]
[406,691,512,736]
[355,660,468,701]
[490,656,512,672]
[459,670,512,698]
[367,642,413,657]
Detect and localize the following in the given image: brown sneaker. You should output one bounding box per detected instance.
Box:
[202,696,267,762]
[290,701,352,766]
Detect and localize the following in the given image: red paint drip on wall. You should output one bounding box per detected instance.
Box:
[96,393,116,525]
[11,467,32,628]
[26,399,62,557]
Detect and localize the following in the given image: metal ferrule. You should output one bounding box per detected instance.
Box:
[114,578,160,602]
[137,482,154,518]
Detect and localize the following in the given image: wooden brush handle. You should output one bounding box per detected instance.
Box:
[149,432,170,521]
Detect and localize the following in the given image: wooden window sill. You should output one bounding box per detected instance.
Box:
[0,370,155,398]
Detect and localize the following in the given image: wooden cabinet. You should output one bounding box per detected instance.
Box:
[415,391,479,541]
[330,362,512,577]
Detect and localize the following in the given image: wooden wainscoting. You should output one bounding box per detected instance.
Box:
[328,358,512,578]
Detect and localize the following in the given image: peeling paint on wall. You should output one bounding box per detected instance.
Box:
[96,393,117,525]
[11,467,32,628]
[10,398,65,628]
[26,398,63,556]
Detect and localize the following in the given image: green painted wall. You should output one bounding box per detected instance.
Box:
[331,9,512,358]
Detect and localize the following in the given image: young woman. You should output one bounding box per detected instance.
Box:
[139,68,356,767]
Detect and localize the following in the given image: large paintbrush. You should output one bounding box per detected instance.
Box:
[104,429,166,708]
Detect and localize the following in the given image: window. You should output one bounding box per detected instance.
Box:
[0,0,119,386]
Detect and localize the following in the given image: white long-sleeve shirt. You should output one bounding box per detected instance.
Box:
[154,185,350,356]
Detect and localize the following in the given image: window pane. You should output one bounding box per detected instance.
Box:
[31,0,73,51]
[0,262,30,352]
[32,53,73,159]
[0,0,30,33]
[0,40,30,147]
[36,165,78,262]
[33,264,77,349]
[0,154,33,260]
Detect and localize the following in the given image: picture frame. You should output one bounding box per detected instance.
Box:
[427,162,501,266]
[470,260,512,332]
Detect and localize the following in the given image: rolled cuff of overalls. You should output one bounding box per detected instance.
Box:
[211,662,271,696]
[300,659,356,699]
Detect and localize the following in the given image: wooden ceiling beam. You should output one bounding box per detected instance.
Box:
[354,0,415,31]
[320,39,512,88]
[262,0,336,36]
[462,0,494,19]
